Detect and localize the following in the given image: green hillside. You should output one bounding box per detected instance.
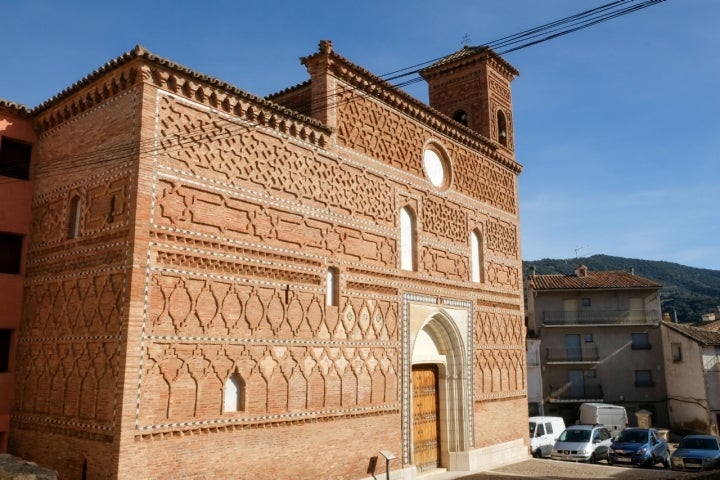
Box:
[522,254,720,322]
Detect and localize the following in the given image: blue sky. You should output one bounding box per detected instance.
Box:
[3,1,718,269]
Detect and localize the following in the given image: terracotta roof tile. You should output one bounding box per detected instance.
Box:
[529,270,661,291]
[664,321,720,346]
[0,99,30,115]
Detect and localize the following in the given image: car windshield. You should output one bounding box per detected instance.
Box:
[559,429,591,442]
[679,438,719,450]
[616,430,648,444]
[529,422,536,437]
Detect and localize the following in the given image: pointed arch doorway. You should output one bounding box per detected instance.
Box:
[407,304,472,473]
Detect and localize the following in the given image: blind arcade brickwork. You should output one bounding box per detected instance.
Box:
[6,41,527,479]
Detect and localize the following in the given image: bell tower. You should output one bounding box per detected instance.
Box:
[420,46,519,152]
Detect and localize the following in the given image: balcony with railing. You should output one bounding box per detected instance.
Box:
[546,346,599,363]
[549,383,604,402]
[543,309,659,326]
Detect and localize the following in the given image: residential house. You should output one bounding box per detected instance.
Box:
[526,265,668,427]
[0,101,34,452]
[5,42,528,479]
[661,319,720,435]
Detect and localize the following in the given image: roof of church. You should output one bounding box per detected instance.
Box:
[529,269,662,291]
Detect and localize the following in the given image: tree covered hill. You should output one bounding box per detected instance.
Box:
[522,254,720,322]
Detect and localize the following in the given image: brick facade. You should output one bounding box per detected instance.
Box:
[8,41,528,479]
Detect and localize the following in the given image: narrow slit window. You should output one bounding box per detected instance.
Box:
[400,206,416,271]
[68,195,82,239]
[326,266,339,306]
[224,372,245,413]
[470,230,482,282]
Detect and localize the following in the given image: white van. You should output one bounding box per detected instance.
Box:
[529,416,566,458]
[578,403,628,433]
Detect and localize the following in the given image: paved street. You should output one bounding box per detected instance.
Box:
[420,458,720,480]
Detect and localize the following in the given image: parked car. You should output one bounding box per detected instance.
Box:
[670,435,720,471]
[608,427,670,468]
[551,424,613,463]
[529,416,566,458]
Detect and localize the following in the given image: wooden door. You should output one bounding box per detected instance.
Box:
[412,364,440,472]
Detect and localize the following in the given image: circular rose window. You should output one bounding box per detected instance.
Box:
[423,148,447,188]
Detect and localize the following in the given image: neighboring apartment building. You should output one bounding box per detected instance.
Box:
[0,101,35,452]
[526,336,543,416]
[526,265,668,427]
[661,320,720,435]
[4,42,528,479]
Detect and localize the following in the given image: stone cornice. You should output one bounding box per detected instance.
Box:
[31,46,332,147]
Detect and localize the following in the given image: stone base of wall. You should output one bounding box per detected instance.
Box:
[0,454,57,480]
[357,438,528,480]
[450,438,528,472]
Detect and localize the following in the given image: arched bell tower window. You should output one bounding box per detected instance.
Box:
[452,110,468,126]
[400,206,417,271]
[497,109,508,146]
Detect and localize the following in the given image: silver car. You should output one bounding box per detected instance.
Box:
[551,424,613,463]
[670,435,720,471]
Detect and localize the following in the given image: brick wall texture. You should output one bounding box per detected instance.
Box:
[9,43,527,479]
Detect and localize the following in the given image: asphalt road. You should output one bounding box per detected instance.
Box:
[424,458,720,480]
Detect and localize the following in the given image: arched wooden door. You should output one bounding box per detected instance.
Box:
[412,364,440,471]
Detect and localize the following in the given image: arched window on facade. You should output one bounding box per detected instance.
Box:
[224,372,245,413]
[67,195,82,239]
[326,266,339,306]
[470,229,482,283]
[497,110,508,146]
[400,206,416,271]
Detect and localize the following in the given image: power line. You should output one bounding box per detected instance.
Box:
[379,0,666,85]
[0,0,669,187]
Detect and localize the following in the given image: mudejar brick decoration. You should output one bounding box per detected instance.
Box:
[7,41,527,479]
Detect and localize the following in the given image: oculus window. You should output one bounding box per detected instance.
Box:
[422,147,449,189]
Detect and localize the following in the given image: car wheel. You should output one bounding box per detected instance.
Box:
[662,452,670,469]
[588,453,596,464]
[532,449,541,459]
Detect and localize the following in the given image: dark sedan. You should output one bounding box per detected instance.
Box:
[608,427,670,468]
[671,435,720,471]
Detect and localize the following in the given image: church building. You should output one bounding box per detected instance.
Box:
[3,40,527,479]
